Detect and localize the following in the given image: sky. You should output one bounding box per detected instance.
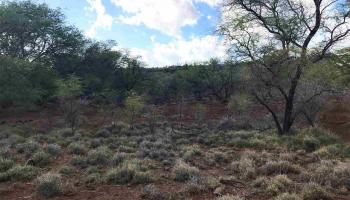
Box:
[31,0,227,67]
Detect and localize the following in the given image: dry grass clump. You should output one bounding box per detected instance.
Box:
[267,175,294,196]
[35,173,62,198]
[301,183,332,200]
[0,158,14,172]
[181,145,202,162]
[273,193,302,200]
[172,160,200,182]
[260,161,301,175]
[106,159,151,185]
[86,146,113,166]
[216,194,245,200]
[142,184,167,200]
[230,157,256,179]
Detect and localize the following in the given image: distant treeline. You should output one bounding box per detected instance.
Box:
[0,1,245,107]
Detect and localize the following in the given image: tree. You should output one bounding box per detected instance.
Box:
[0,55,57,107]
[124,93,144,129]
[56,75,83,133]
[219,0,350,135]
[0,0,85,63]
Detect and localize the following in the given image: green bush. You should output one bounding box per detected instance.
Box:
[303,137,321,153]
[0,158,14,172]
[68,143,87,155]
[84,173,102,186]
[70,155,88,169]
[29,151,51,167]
[46,144,62,157]
[133,171,151,184]
[35,173,62,198]
[7,165,38,181]
[172,160,200,182]
[267,175,293,196]
[107,159,148,185]
[59,165,75,176]
[106,167,134,185]
[16,141,39,155]
[87,146,112,166]
[111,152,127,166]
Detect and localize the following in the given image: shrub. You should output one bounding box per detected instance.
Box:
[0,158,14,172]
[133,171,151,184]
[142,184,165,200]
[181,145,201,162]
[213,151,228,163]
[67,143,87,155]
[106,167,134,185]
[28,151,51,167]
[252,176,269,189]
[96,128,110,137]
[86,146,112,166]
[7,165,37,181]
[16,141,39,155]
[46,144,62,157]
[303,137,321,153]
[89,139,102,148]
[35,173,62,198]
[84,173,102,186]
[274,193,302,200]
[59,165,75,176]
[107,159,147,185]
[70,155,88,169]
[216,195,245,200]
[267,175,293,196]
[231,157,256,179]
[205,177,221,190]
[59,128,74,137]
[172,160,200,182]
[183,177,206,195]
[302,183,332,200]
[111,152,127,166]
[86,166,100,174]
[260,161,301,175]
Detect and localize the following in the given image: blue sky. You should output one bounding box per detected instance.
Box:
[33,0,226,67]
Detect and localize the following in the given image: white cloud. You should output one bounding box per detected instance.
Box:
[86,0,114,38]
[111,0,222,38]
[131,35,227,67]
[111,0,198,38]
[150,35,156,43]
[195,0,222,7]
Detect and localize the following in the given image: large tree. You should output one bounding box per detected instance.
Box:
[0,0,84,63]
[219,0,350,135]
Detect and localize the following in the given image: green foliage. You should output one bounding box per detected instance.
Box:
[124,93,144,127]
[172,160,200,182]
[35,173,62,198]
[86,146,113,166]
[0,56,57,106]
[227,92,252,115]
[0,0,84,62]
[56,75,83,98]
[0,158,14,172]
[106,159,149,185]
[29,151,51,167]
[6,165,38,181]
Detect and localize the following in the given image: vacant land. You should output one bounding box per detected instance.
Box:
[0,102,349,200]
